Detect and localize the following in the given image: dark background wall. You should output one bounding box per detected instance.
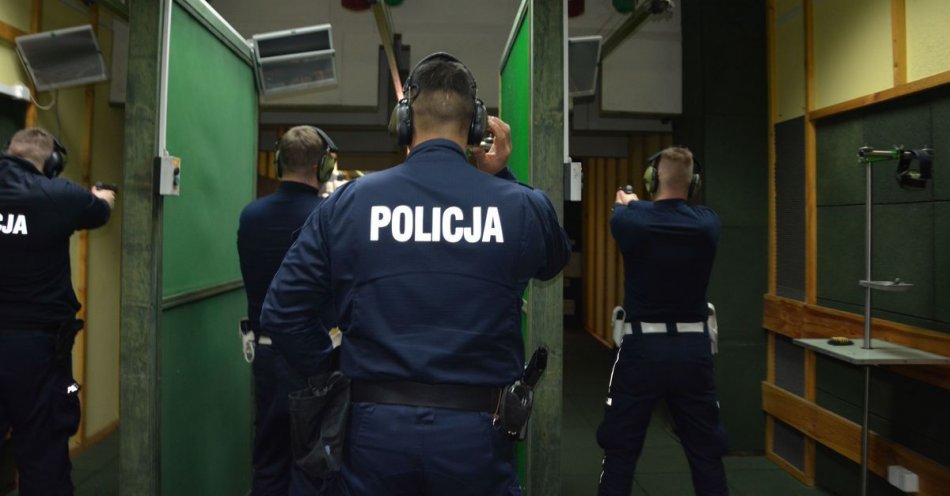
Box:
[679,0,769,451]
[812,86,950,493]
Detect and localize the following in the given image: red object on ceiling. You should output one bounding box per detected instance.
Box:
[568,0,585,17]
[342,0,372,11]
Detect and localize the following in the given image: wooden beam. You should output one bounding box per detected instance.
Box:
[809,69,950,121]
[763,382,950,495]
[119,0,165,493]
[71,3,100,449]
[24,0,41,128]
[766,449,811,485]
[762,295,950,390]
[371,2,403,101]
[890,0,906,86]
[0,19,26,43]
[524,1,564,493]
[803,0,817,305]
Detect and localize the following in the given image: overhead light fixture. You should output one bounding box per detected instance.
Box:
[15,24,108,92]
[252,24,337,97]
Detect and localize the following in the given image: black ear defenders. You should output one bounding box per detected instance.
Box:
[392,52,487,147]
[3,135,66,178]
[895,147,932,189]
[275,126,338,183]
[643,149,702,198]
[44,138,67,178]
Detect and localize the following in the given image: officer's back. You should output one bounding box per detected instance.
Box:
[323,138,565,386]
[261,53,569,496]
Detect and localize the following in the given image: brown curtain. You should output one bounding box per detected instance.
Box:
[582,133,672,346]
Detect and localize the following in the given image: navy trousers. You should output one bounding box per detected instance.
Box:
[597,331,729,496]
[252,343,322,496]
[337,403,521,496]
[0,330,80,496]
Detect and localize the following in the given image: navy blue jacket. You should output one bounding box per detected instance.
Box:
[261,139,570,386]
[237,181,326,331]
[611,199,720,323]
[0,155,111,329]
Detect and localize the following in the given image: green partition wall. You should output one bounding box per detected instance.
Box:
[499,1,565,494]
[120,1,257,493]
[159,3,257,494]
[500,9,530,183]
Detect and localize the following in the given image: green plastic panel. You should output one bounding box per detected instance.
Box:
[160,290,252,496]
[500,10,531,185]
[159,5,257,495]
[500,3,531,481]
[162,3,257,297]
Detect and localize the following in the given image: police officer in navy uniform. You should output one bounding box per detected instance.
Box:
[597,146,728,496]
[238,125,338,495]
[0,128,114,496]
[260,53,571,495]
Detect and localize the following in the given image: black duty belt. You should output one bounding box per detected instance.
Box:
[350,380,501,413]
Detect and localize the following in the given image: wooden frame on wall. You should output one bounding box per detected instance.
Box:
[765,0,950,489]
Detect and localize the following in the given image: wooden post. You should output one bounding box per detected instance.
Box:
[24,0,41,128]
[525,0,564,493]
[119,0,165,494]
[890,0,906,86]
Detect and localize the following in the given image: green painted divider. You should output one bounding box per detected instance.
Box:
[160,3,257,494]
[160,290,251,496]
[501,9,531,184]
[500,4,532,483]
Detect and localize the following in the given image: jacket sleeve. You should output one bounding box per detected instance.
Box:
[609,204,641,252]
[260,204,334,378]
[526,189,571,281]
[54,179,111,230]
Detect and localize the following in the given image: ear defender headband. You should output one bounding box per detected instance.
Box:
[275,126,338,183]
[895,147,932,189]
[392,52,487,147]
[643,149,702,198]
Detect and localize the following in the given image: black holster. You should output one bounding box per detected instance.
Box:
[288,371,351,480]
[495,346,547,441]
[496,381,534,441]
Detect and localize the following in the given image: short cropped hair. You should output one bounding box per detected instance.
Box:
[279,126,326,174]
[658,146,694,188]
[6,128,55,170]
[409,57,476,135]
